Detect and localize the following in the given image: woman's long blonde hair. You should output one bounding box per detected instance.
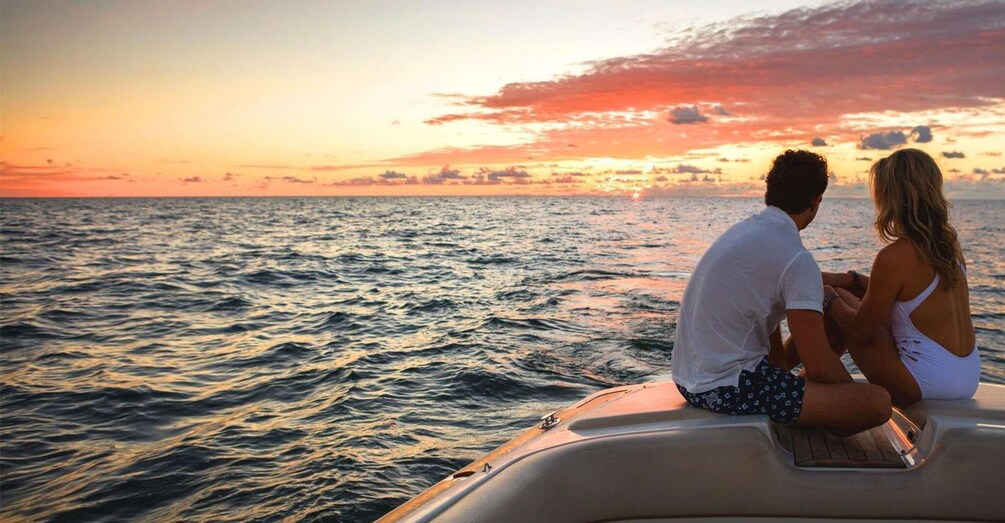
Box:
[870,148,962,287]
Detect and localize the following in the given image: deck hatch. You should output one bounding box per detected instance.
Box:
[774,423,907,468]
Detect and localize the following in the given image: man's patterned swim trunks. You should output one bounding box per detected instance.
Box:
[676,358,805,424]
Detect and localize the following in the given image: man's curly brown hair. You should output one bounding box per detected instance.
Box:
[764,150,829,214]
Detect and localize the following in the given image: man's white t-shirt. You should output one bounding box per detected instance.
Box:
[671,206,824,393]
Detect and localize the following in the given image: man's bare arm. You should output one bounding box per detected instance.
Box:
[787,309,852,383]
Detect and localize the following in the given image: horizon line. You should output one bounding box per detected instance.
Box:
[3,194,1003,201]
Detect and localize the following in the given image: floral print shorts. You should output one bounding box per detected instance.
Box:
[676,358,805,424]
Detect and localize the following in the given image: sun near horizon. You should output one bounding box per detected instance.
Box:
[2,0,1004,199]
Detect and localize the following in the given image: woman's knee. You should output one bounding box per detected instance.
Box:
[890,387,921,410]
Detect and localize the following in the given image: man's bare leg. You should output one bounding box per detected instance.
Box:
[798,380,892,436]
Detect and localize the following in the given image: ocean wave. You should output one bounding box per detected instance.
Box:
[550,268,638,282]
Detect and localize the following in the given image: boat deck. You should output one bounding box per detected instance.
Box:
[773,423,906,468]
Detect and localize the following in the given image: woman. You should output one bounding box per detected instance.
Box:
[822,148,980,408]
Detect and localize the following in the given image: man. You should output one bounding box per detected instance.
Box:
[670,150,891,435]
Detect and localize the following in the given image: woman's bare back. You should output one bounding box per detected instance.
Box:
[892,239,976,357]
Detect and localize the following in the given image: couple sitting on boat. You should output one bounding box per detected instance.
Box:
[671,149,980,435]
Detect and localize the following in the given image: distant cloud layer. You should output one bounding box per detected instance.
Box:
[942,151,966,159]
[671,164,722,175]
[483,166,532,181]
[423,165,465,184]
[811,137,827,147]
[266,175,316,184]
[331,175,418,187]
[330,165,551,187]
[406,0,1005,166]
[0,161,118,184]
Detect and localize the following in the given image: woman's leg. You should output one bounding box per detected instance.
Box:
[834,288,922,409]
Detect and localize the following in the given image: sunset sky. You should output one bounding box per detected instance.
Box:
[2,0,1004,198]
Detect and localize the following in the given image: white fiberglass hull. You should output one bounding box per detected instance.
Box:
[380,380,1005,522]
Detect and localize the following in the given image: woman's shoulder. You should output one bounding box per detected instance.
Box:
[872,239,928,290]
[876,238,922,266]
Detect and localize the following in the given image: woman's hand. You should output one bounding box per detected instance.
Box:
[832,244,905,345]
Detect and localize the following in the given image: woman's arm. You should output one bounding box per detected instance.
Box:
[822,271,870,298]
[827,244,905,344]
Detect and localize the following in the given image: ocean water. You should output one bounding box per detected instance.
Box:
[1,196,1002,521]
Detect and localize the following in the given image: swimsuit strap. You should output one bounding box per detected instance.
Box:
[899,271,940,314]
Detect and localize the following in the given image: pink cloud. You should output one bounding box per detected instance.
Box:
[457,2,1002,119]
[0,161,117,184]
[404,0,1004,165]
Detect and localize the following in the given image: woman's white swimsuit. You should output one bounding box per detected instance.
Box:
[891,270,980,400]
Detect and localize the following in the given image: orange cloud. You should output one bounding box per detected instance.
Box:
[405,0,1005,165]
[0,161,116,184]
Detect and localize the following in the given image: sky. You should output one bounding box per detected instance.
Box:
[1,0,1004,198]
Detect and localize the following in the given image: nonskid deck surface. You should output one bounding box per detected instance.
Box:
[773,423,906,468]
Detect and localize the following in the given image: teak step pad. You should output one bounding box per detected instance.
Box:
[774,423,906,468]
